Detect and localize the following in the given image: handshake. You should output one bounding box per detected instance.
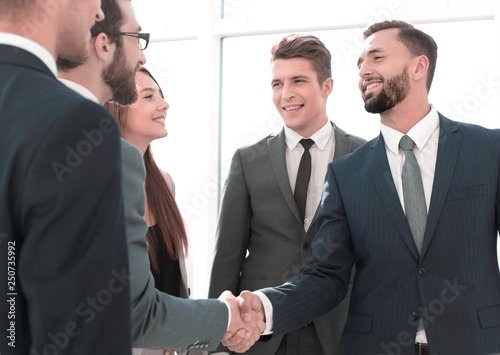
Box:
[218,291,267,353]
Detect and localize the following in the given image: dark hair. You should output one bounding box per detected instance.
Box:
[271,34,332,85]
[105,68,188,271]
[363,20,438,92]
[90,0,124,43]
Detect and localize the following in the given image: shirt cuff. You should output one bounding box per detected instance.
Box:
[254,291,273,334]
[220,299,232,331]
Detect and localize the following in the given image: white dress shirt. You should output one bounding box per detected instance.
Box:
[258,107,440,342]
[284,121,336,231]
[381,106,439,218]
[0,32,57,77]
[381,106,440,343]
[212,122,337,353]
[59,79,100,103]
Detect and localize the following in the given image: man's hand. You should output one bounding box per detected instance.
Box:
[220,291,266,353]
[218,291,266,353]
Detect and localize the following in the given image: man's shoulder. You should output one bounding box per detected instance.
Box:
[234,132,278,159]
[334,124,367,147]
[439,114,500,149]
[333,135,377,166]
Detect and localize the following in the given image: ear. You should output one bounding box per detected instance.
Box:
[93,32,115,63]
[413,55,429,82]
[322,77,334,97]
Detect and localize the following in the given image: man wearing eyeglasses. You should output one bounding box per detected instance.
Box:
[58,0,264,353]
[58,0,147,106]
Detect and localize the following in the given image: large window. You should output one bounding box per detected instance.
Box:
[135,1,500,298]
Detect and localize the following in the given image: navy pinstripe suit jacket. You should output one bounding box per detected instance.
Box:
[261,114,500,355]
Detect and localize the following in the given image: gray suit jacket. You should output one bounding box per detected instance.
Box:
[121,139,228,352]
[209,124,365,354]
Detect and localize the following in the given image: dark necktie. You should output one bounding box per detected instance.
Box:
[400,135,427,254]
[294,139,314,222]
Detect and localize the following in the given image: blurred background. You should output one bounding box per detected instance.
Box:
[133,0,500,298]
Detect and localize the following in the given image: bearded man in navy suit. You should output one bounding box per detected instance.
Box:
[0,1,132,354]
[227,20,500,355]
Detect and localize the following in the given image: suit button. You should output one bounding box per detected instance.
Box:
[410,312,419,321]
[302,242,310,250]
[418,268,426,276]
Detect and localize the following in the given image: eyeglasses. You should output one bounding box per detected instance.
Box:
[113,32,150,51]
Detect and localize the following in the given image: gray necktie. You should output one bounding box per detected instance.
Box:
[400,135,427,254]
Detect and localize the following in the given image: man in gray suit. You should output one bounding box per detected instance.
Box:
[209,34,365,355]
[58,0,264,352]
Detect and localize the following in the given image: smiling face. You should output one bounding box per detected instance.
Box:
[121,70,169,148]
[358,28,414,114]
[271,57,332,137]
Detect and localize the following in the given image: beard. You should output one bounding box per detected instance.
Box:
[363,67,410,114]
[102,44,138,105]
[57,56,88,71]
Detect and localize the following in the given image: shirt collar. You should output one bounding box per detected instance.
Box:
[0,32,58,77]
[284,121,333,151]
[59,78,100,104]
[380,105,440,155]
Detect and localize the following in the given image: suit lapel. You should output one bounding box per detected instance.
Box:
[368,134,420,260]
[333,124,355,160]
[421,115,461,257]
[308,124,356,236]
[268,129,303,224]
[0,44,54,78]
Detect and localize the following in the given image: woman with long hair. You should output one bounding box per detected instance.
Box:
[106,67,202,355]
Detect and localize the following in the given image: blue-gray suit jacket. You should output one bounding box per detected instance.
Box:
[261,114,500,354]
[121,139,228,352]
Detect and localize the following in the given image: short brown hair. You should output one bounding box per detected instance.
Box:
[271,34,332,85]
[90,0,125,43]
[363,20,438,92]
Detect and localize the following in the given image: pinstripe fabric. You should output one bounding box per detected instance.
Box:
[261,114,500,354]
[209,124,365,355]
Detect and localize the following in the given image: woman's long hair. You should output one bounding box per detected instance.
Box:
[105,67,188,272]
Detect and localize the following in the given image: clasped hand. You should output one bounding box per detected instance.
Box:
[218,291,266,353]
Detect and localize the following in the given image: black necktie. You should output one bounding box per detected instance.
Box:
[294,139,314,222]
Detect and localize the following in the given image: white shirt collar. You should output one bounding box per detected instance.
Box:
[380,105,440,155]
[58,78,100,104]
[284,121,333,151]
[0,32,57,77]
